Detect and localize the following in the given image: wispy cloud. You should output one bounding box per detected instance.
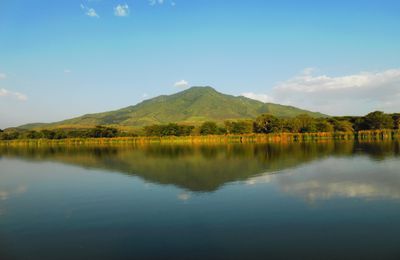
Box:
[242,68,400,116]
[114,4,129,17]
[241,92,273,103]
[64,69,71,74]
[86,8,99,17]
[0,88,27,101]
[0,73,6,79]
[149,0,164,6]
[80,3,99,18]
[174,80,189,88]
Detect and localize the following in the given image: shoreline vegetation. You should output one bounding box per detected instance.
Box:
[1,111,399,146]
[0,130,399,146]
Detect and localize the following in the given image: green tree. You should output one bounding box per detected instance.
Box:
[144,125,162,136]
[392,113,400,130]
[0,131,20,140]
[225,120,253,134]
[315,119,334,132]
[23,130,43,139]
[200,121,218,135]
[282,118,301,133]
[161,123,179,136]
[144,124,194,136]
[178,125,195,136]
[363,111,393,130]
[334,120,354,132]
[54,129,68,139]
[217,126,227,135]
[253,114,282,133]
[86,126,118,138]
[296,114,317,133]
[353,117,367,131]
[40,129,56,139]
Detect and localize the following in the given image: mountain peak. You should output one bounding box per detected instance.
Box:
[18,87,327,129]
[184,86,217,93]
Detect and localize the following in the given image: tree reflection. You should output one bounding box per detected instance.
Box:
[0,141,398,192]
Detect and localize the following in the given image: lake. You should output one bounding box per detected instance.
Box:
[1,141,400,259]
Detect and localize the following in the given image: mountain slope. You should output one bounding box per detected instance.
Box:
[20,86,327,129]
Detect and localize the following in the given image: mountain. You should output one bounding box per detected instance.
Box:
[19,86,327,129]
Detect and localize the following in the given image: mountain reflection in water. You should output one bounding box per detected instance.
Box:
[1,141,400,260]
[1,141,399,196]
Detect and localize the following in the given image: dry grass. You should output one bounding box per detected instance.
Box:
[0,130,398,147]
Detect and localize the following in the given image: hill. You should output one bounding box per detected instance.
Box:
[18,86,327,129]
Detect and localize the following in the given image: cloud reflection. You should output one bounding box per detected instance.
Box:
[0,185,27,201]
[0,185,28,216]
[246,157,400,202]
[177,192,191,201]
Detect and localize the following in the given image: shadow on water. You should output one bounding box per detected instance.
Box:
[0,140,399,192]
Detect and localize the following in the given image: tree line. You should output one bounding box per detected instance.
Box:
[1,111,399,140]
[143,111,399,136]
[0,126,130,140]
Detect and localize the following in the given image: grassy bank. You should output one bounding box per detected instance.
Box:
[0,130,398,146]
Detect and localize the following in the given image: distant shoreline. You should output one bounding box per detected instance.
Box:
[0,130,398,146]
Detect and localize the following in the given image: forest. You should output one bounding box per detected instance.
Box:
[1,111,399,140]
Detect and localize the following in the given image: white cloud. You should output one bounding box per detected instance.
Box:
[81,4,99,18]
[1,88,10,96]
[149,0,164,6]
[86,8,99,17]
[64,69,71,73]
[243,68,400,116]
[174,80,189,88]
[114,4,129,17]
[14,92,28,101]
[0,73,6,79]
[0,88,27,101]
[241,92,274,103]
[275,68,400,115]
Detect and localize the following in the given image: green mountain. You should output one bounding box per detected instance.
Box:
[20,86,326,129]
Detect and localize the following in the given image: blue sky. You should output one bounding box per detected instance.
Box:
[1,0,400,128]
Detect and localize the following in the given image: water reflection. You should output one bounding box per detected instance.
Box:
[0,142,399,191]
[0,184,28,217]
[0,185,28,201]
[0,141,399,195]
[0,142,343,192]
[1,141,400,259]
[0,142,399,193]
[248,156,400,201]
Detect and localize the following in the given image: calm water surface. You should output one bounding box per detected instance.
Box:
[1,141,400,259]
